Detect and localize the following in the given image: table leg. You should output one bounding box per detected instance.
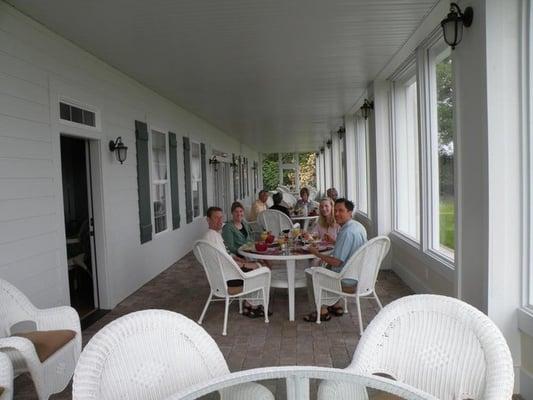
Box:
[287,259,295,321]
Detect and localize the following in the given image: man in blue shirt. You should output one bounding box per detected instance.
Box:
[304,198,367,322]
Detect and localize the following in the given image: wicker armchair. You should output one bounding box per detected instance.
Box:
[72,310,273,400]
[0,279,81,400]
[318,294,514,400]
[0,352,13,400]
[310,236,390,334]
[257,209,294,236]
[194,240,271,336]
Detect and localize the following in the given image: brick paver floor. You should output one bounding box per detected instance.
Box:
[14,252,414,399]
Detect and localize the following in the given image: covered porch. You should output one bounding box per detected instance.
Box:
[0,0,531,398]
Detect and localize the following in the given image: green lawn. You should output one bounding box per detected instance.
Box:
[439,199,455,250]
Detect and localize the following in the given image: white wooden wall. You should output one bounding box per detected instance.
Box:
[0,1,258,309]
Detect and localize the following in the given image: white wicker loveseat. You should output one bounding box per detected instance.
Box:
[0,278,81,400]
[0,352,13,400]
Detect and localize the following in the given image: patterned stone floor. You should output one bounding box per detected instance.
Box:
[14,252,414,399]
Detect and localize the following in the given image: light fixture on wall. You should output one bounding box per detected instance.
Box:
[337,126,345,140]
[360,99,374,120]
[320,147,325,154]
[440,2,473,49]
[251,161,258,171]
[230,154,238,169]
[209,155,220,171]
[326,140,332,149]
[109,137,128,164]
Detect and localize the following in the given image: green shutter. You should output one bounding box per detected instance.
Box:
[183,137,193,223]
[200,143,208,216]
[169,132,180,229]
[135,120,152,243]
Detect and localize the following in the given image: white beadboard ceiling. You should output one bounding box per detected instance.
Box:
[7,0,438,152]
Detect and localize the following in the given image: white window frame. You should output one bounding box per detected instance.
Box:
[190,140,203,219]
[354,114,370,217]
[390,57,421,244]
[425,39,455,263]
[150,128,171,236]
[524,0,533,310]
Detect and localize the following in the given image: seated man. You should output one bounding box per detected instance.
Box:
[269,191,290,217]
[249,190,269,221]
[303,198,367,322]
[202,206,269,318]
[326,187,338,202]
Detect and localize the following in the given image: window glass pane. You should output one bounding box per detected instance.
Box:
[152,131,167,181]
[355,117,368,214]
[153,184,167,233]
[282,169,296,188]
[82,110,96,127]
[151,130,168,233]
[262,153,279,191]
[435,51,455,253]
[191,142,201,217]
[281,153,295,164]
[299,152,316,188]
[393,77,420,240]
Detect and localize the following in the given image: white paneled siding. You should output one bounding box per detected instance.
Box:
[0,2,258,308]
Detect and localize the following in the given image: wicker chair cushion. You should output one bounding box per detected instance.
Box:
[227,285,244,295]
[13,330,76,362]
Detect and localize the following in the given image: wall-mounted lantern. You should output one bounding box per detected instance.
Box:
[360,99,374,120]
[441,2,473,50]
[209,155,220,171]
[337,126,345,140]
[109,137,128,164]
[230,154,238,169]
[320,147,325,154]
[326,140,332,149]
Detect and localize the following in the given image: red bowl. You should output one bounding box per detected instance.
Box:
[255,242,268,252]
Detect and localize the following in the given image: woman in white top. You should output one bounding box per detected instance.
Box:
[309,197,340,243]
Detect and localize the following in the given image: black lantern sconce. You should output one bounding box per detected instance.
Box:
[320,147,325,154]
[360,99,374,120]
[440,3,473,50]
[337,126,345,140]
[326,139,332,149]
[209,155,220,171]
[230,154,238,169]
[251,161,258,171]
[109,137,128,164]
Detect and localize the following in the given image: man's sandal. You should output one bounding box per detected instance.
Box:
[303,311,331,322]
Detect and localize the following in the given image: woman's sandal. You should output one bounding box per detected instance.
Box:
[327,306,344,316]
[242,306,260,319]
[303,311,331,322]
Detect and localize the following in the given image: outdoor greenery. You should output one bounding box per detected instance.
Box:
[261,152,316,191]
[437,55,455,251]
[439,199,455,250]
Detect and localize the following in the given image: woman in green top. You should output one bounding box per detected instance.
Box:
[222,201,271,318]
[222,201,253,256]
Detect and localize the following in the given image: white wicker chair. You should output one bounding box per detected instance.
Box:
[310,236,390,334]
[318,294,515,400]
[281,192,297,208]
[194,240,271,336]
[72,310,274,400]
[257,209,294,236]
[0,352,13,400]
[0,279,81,400]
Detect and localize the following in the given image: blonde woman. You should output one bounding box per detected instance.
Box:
[309,197,340,243]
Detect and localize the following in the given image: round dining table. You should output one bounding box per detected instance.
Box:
[290,214,319,231]
[239,242,332,321]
